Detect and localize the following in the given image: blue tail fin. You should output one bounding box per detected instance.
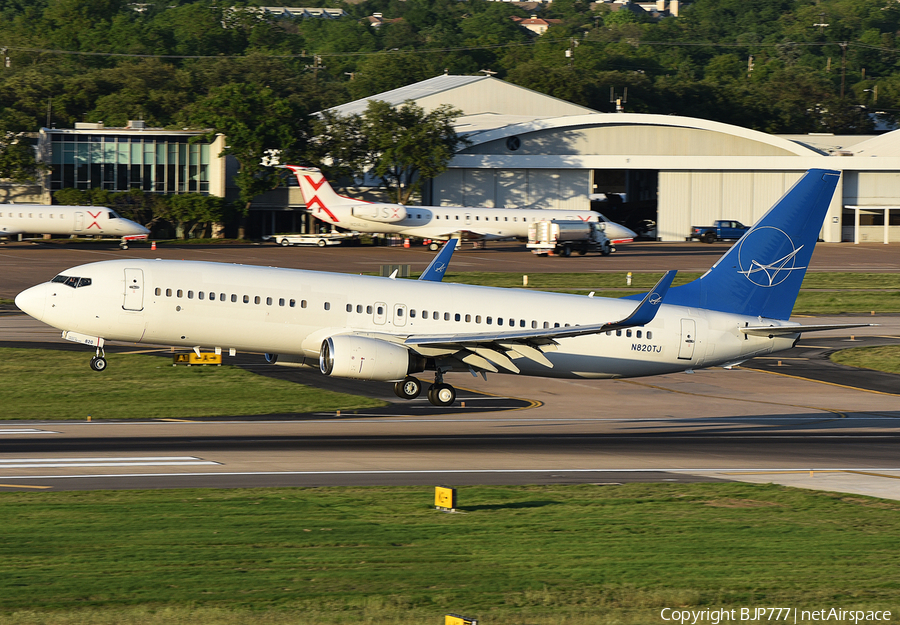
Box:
[635,169,840,320]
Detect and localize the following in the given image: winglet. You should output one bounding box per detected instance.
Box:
[418,239,457,282]
[606,270,676,331]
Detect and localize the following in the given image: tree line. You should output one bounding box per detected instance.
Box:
[1,0,898,233]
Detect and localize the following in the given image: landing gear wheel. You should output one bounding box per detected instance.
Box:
[429,242,440,251]
[89,356,108,372]
[394,376,422,400]
[427,383,456,407]
[316,239,327,247]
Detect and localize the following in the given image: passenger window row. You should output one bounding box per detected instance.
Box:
[4,212,88,219]
[345,302,573,329]
[154,287,308,308]
[425,214,535,223]
[152,287,650,337]
[608,329,653,339]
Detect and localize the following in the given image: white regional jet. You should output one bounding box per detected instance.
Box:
[284,165,636,248]
[16,169,869,407]
[0,204,149,248]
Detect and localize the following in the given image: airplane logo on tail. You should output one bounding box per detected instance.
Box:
[301,175,340,222]
[737,226,806,287]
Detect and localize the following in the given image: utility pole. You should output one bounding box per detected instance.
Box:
[840,42,847,99]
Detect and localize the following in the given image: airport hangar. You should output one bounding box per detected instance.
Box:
[314,74,900,244]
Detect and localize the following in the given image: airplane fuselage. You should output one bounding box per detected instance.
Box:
[20,259,797,381]
[314,204,637,243]
[0,205,149,241]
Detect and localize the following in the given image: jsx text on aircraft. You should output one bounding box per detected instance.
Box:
[284,165,637,248]
[16,169,868,407]
[0,204,149,248]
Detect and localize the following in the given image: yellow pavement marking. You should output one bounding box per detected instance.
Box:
[749,367,900,397]
[0,484,51,489]
[723,470,900,480]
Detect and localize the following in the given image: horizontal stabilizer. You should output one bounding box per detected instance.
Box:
[740,323,877,337]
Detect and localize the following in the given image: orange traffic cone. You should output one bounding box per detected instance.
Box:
[403,238,410,248]
[151,241,156,251]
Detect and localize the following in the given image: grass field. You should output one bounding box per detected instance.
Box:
[831,345,900,374]
[0,348,384,420]
[1,483,899,624]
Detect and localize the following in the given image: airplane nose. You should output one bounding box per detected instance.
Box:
[15,285,47,322]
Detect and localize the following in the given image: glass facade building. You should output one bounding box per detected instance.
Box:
[47,132,211,193]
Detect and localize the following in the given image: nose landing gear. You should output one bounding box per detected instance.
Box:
[89,345,107,372]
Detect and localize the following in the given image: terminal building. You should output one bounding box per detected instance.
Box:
[7,75,898,243]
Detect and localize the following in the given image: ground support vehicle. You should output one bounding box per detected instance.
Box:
[264,232,355,247]
[527,220,613,257]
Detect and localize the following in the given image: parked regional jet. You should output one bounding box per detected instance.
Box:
[0,204,149,248]
[284,165,637,248]
[16,169,869,407]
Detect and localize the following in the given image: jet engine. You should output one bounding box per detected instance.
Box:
[351,205,407,223]
[319,335,425,381]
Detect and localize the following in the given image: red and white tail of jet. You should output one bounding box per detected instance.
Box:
[282,165,370,225]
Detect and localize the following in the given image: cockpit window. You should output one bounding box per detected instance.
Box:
[108,211,119,219]
[51,274,92,288]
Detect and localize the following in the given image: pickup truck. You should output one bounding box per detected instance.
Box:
[689,220,749,243]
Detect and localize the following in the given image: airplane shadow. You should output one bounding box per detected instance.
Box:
[458,500,559,512]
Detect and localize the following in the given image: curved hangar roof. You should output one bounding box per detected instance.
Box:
[455,113,826,160]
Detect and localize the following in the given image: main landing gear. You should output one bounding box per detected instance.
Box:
[392,371,457,407]
[89,345,107,372]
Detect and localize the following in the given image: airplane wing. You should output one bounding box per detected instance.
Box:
[401,270,677,373]
[740,323,877,337]
[418,238,457,282]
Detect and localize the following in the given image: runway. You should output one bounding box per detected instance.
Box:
[1,243,898,499]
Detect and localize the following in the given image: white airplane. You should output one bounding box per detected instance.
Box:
[283,165,636,249]
[0,204,149,248]
[15,169,870,407]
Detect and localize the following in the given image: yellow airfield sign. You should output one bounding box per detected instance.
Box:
[173,353,223,366]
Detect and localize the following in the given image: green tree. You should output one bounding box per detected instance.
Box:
[309,99,467,204]
[188,83,302,238]
[361,99,466,204]
[0,125,45,183]
[165,193,228,239]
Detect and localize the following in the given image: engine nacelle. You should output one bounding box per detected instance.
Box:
[265,353,313,368]
[351,204,407,223]
[319,335,424,382]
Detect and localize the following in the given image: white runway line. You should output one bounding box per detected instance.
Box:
[0,456,220,469]
[0,429,59,434]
